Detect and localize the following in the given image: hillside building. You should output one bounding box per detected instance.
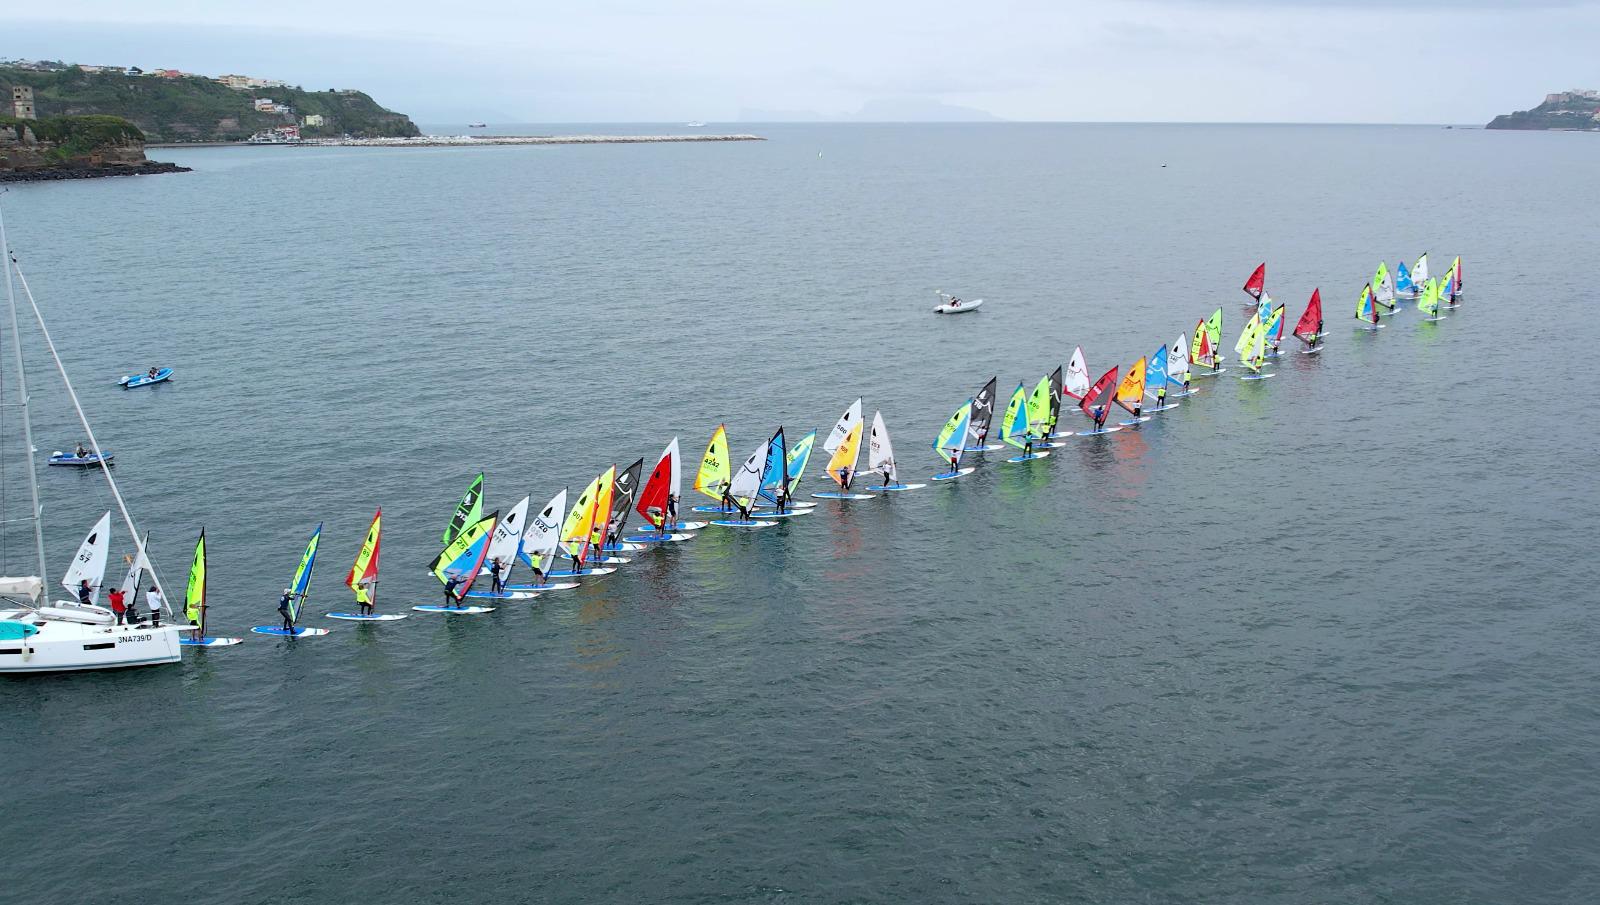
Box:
[11,86,35,120]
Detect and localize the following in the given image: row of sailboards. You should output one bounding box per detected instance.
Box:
[57,253,1465,643]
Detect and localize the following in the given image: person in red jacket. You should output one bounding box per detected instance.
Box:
[108,587,128,625]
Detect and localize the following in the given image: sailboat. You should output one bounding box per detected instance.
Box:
[414,511,499,613]
[1243,262,1267,308]
[1373,262,1398,315]
[1355,283,1384,331]
[868,411,923,491]
[815,414,875,499]
[1237,316,1273,380]
[464,496,541,600]
[596,459,646,552]
[509,490,583,589]
[1115,358,1152,424]
[326,509,407,620]
[1294,289,1326,353]
[630,439,702,541]
[176,530,245,644]
[690,424,739,515]
[1395,261,1416,299]
[1167,334,1198,398]
[1191,308,1226,376]
[551,468,621,575]
[964,377,1004,452]
[1001,381,1050,462]
[1077,366,1121,435]
[251,524,331,635]
[1144,344,1181,412]
[1417,277,1446,322]
[444,473,484,544]
[713,432,781,526]
[1065,348,1091,403]
[932,399,976,480]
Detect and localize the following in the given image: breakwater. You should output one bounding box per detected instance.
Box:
[298,133,765,147]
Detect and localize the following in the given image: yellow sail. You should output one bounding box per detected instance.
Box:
[588,466,617,549]
[693,425,730,501]
[562,469,608,557]
[825,421,863,487]
[347,509,381,605]
[1115,358,1146,412]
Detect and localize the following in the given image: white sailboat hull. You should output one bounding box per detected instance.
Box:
[0,610,184,672]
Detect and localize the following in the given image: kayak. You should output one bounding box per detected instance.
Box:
[48,450,113,468]
[119,367,172,388]
[934,298,983,315]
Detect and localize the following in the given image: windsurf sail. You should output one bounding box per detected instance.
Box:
[693,425,731,501]
[1294,289,1323,346]
[1201,308,1223,359]
[825,420,863,485]
[118,531,151,603]
[1452,255,1463,292]
[588,469,616,552]
[1081,367,1118,421]
[1045,366,1064,433]
[1236,317,1265,373]
[1145,344,1169,399]
[1396,261,1414,296]
[1243,263,1266,301]
[786,430,817,490]
[1115,359,1146,414]
[430,511,496,599]
[1025,374,1055,438]
[444,474,483,544]
[1356,283,1379,323]
[969,377,998,446]
[286,523,322,624]
[1168,335,1190,386]
[185,531,207,635]
[1418,277,1441,317]
[523,489,567,573]
[1065,348,1091,400]
[609,458,644,539]
[999,382,1031,448]
[1265,305,1285,347]
[1234,311,1262,360]
[934,400,973,467]
[756,429,790,504]
[486,496,530,580]
[1414,252,1430,285]
[562,470,608,564]
[61,511,112,603]
[347,508,381,606]
[823,399,862,454]
[636,439,680,529]
[868,411,897,482]
[1373,262,1396,310]
[728,437,768,509]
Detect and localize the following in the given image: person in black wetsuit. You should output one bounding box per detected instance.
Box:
[277,588,294,632]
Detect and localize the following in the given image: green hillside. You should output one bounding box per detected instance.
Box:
[1486,91,1600,131]
[0,66,420,142]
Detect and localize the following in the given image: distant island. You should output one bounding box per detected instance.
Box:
[0,60,420,143]
[1486,89,1600,131]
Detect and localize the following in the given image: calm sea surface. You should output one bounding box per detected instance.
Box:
[2,124,1596,904]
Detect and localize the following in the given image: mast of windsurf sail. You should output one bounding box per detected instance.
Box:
[7,206,184,614]
[188,530,207,639]
[0,198,50,597]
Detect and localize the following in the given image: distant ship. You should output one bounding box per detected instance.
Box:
[468,122,487,128]
[684,121,706,128]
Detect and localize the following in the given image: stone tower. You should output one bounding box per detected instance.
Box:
[11,86,36,120]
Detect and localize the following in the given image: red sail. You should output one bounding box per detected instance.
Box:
[1293,289,1322,341]
[1243,263,1266,301]
[1079,366,1118,418]
[635,448,673,525]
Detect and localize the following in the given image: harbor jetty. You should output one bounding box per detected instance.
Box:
[300,133,765,148]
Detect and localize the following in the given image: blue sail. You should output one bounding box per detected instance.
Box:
[1396,262,1413,295]
[1145,344,1168,395]
[286,523,322,622]
[756,428,789,504]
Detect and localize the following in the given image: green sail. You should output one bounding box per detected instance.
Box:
[1204,307,1223,349]
[999,383,1030,449]
[444,473,484,544]
[1026,375,1053,436]
[935,401,972,456]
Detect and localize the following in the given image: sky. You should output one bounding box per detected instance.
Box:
[8,0,1600,123]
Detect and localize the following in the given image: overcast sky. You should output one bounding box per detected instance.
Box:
[9,0,1599,123]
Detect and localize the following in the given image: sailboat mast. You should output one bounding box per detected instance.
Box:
[0,197,49,592]
[4,214,176,614]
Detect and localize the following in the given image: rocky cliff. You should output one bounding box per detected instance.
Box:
[0,115,188,181]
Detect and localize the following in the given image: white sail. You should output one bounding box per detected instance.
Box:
[61,511,112,602]
[1065,347,1091,399]
[486,495,530,576]
[1414,253,1429,283]
[868,410,897,482]
[118,532,151,599]
[525,489,567,572]
[1375,269,1396,304]
[663,437,682,496]
[728,438,767,506]
[823,398,863,453]
[1169,335,1190,381]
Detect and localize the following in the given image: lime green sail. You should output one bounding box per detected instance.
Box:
[934,400,973,463]
[999,382,1031,449]
[1204,308,1223,357]
[1235,316,1265,373]
[185,531,207,636]
[1234,311,1261,360]
[286,523,322,624]
[1418,277,1441,317]
[444,473,484,544]
[1026,375,1053,437]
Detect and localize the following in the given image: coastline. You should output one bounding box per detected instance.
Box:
[150,133,765,149]
[0,161,191,183]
